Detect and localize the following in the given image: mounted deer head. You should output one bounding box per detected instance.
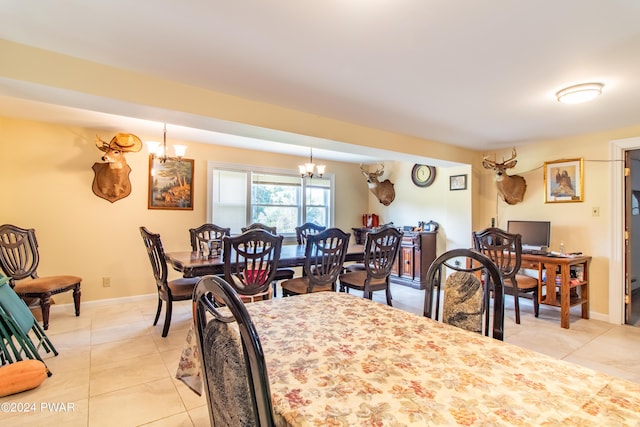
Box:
[360,163,396,206]
[92,133,142,203]
[482,148,527,205]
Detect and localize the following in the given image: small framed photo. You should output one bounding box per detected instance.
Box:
[544,158,584,203]
[148,156,194,210]
[449,174,467,191]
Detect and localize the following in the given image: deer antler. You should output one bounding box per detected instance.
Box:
[502,148,517,163]
[482,152,496,168]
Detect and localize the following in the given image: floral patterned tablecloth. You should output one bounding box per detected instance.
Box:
[177,292,640,426]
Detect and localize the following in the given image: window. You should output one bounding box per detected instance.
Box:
[209,163,333,236]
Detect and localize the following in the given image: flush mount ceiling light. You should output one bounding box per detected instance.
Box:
[556,82,604,104]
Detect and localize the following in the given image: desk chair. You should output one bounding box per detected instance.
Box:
[473,227,539,324]
[339,227,402,305]
[241,224,295,297]
[222,229,283,303]
[193,275,275,426]
[140,227,199,337]
[0,224,82,330]
[281,228,350,296]
[424,248,505,340]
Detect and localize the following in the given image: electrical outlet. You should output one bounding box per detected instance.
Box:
[592,207,600,217]
[102,276,111,287]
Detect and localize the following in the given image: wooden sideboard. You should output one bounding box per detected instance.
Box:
[390,231,437,289]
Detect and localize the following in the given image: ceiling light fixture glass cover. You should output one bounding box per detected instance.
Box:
[556,82,604,104]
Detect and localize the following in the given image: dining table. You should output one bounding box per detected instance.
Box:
[176,292,640,426]
[165,243,365,277]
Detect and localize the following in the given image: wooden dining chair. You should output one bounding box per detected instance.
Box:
[472,227,539,324]
[281,228,350,296]
[188,223,231,252]
[193,275,275,426]
[140,227,200,337]
[241,223,295,297]
[294,222,326,245]
[339,227,402,305]
[424,248,505,340]
[222,229,283,303]
[0,224,82,330]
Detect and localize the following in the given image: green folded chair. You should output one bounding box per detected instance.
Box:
[0,274,56,374]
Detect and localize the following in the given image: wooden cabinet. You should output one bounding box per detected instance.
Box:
[390,231,437,289]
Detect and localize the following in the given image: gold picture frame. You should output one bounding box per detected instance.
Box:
[544,158,583,203]
[148,156,194,210]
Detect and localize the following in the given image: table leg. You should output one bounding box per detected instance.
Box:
[560,265,571,329]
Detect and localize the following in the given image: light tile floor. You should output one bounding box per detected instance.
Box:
[3,283,640,426]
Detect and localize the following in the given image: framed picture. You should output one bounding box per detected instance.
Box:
[449,174,467,191]
[148,156,194,210]
[544,158,584,203]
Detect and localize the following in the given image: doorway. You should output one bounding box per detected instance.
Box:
[628,150,640,326]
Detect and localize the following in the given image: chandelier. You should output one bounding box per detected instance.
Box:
[298,148,326,178]
[146,123,187,163]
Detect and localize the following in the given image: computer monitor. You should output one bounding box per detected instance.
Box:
[507,220,551,249]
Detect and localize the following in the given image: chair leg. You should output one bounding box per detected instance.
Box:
[272,281,277,298]
[39,294,52,330]
[510,280,521,324]
[73,285,81,316]
[162,299,173,337]
[385,286,393,306]
[153,298,162,326]
[533,290,540,318]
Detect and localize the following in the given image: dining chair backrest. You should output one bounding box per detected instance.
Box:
[139,227,169,293]
[193,275,275,426]
[363,227,403,281]
[189,224,231,252]
[424,248,505,340]
[222,229,283,297]
[0,224,41,283]
[295,222,326,245]
[472,227,522,280]
[303,228,350,292]
[242,223,277,234]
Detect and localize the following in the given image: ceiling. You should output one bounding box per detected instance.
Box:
[1,1,639,164]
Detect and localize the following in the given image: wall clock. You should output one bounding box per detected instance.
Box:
[411,164,436,187]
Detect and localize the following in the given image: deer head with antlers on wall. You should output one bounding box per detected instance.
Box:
[92,133,142,203]
[482,148,527,205]
[360,163,396,206]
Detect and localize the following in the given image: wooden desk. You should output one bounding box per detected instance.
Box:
[166,244,365,277]
[177,292,640,425]
[520,253,591,329]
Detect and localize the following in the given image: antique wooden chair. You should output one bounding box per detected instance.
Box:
[140,227,199,337]
[189,223,231,253]
[294,222,326,245]
[281,228,350,296]
[424,248,505,340]
[473,227,539,324]
[241,223,295,297]
[0,224,82,330]
[193,275,275,426]
[222,229,283,303]
[339,227,402,305]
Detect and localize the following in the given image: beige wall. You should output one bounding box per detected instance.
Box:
[476,126,640,318]
[0,117,370,304]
